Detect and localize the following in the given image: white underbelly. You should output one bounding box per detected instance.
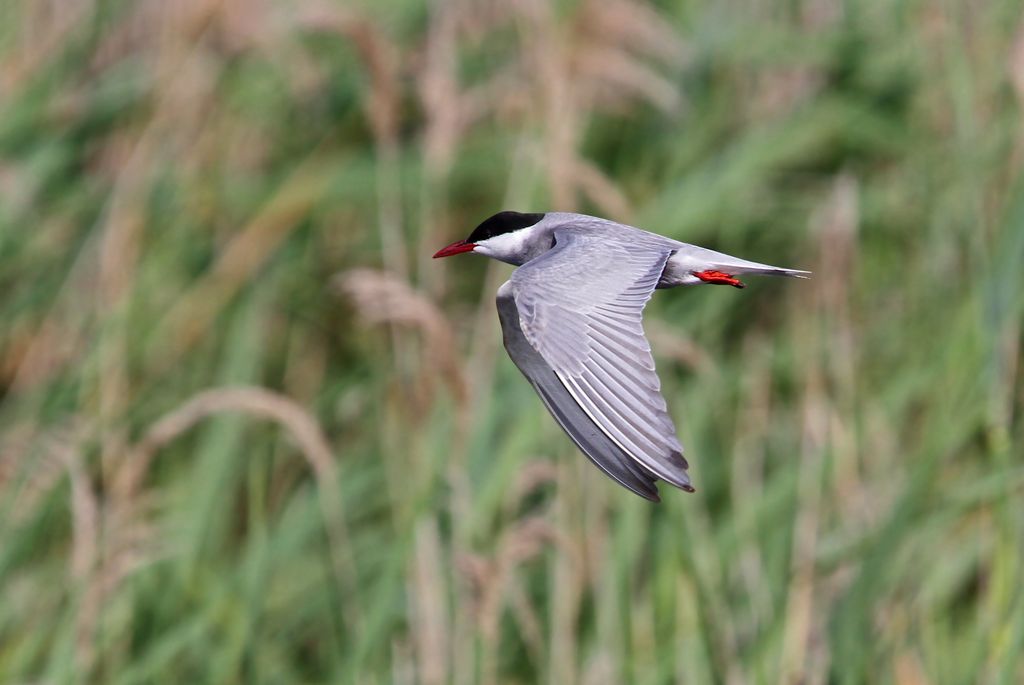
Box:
[656,250,703,288]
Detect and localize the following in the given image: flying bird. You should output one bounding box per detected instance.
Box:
[434,211,808,501]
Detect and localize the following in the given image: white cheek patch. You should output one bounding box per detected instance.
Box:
[479,230,529,254]
[475,227,540,264]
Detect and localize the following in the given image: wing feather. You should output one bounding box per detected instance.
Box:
[508,228,692,493]
[496,282,661,500]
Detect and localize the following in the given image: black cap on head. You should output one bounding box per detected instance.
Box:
[467,211,545,243]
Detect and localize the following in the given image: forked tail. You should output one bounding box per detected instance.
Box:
[687,245,810,278]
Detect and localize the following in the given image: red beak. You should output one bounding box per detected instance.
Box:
[433,240,477,258]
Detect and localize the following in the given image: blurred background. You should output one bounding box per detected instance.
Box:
[1,0,1023,682]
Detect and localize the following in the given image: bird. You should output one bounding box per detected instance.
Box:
[434,211,808,501]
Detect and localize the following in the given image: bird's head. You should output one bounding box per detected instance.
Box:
[433,211,549,266]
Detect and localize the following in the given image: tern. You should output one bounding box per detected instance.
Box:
[434,211,808,501]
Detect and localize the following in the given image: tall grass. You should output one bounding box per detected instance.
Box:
[1,0,1022,682]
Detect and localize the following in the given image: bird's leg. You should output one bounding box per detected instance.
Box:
[693,270,746,289]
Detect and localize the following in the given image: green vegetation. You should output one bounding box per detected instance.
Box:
[1,0,1022,682]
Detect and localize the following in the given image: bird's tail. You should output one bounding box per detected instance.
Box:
[685,245,811,279]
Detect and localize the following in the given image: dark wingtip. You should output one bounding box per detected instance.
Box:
[630,478,661,502]
[658,451,693,493]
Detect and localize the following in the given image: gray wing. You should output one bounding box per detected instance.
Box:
[502,228,692,495]
[497,282,661,500]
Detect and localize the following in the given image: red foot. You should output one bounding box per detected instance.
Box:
[694,270,746,289]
